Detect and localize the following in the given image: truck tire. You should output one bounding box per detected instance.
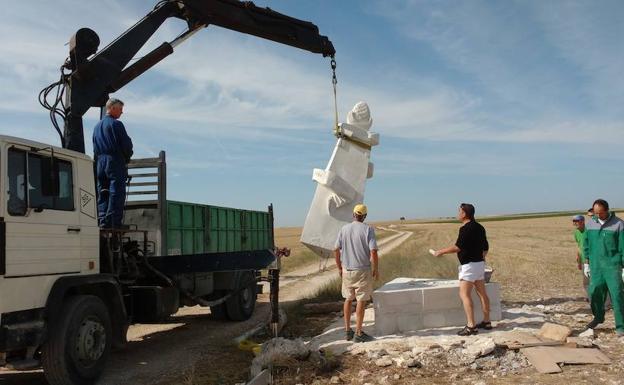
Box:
[42,295,112,385]
[225,272,257,321]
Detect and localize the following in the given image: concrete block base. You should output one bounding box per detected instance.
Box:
[372,278,502,335]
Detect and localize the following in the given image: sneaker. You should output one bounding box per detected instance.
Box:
[457,325,478,336]
[475,321,493,330]
[585,318,602,330]
[353,331,375,343]
[345,329,355,341]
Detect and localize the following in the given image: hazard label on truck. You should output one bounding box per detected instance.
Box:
[80,189,97,219]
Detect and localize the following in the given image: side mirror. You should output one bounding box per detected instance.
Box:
[41,157,60,196]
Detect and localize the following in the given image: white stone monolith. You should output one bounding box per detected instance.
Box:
[300,101,379,257]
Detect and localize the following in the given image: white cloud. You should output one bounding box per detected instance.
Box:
[2,0,622,151]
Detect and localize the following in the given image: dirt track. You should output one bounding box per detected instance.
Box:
[0,229,412,385]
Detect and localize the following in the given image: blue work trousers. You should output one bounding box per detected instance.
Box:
[96,155,127,228]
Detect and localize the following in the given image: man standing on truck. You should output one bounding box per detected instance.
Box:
[93,98,133,228]
[334,204,378,343]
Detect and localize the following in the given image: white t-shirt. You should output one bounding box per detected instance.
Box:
[335,221,378,270]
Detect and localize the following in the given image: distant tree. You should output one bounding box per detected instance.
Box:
[400,217,406,221]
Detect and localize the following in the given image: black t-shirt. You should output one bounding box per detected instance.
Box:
[455,220,489,265]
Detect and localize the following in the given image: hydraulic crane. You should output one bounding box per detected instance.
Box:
[40,0,336,154]
[0,3,334,384]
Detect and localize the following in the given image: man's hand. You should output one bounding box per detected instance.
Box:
[338,266,343,278]
[583,263,590,278]
[372,267,379,280]
[577,263,582,271]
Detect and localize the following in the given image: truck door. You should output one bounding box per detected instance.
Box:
[3,146,81,277]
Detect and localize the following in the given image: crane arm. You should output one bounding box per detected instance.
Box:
[49,0,335,153]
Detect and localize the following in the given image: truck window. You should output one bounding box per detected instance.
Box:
[7,149,27,216]
[7,148,75,215]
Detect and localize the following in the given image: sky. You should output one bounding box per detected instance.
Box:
[1,1,623,226]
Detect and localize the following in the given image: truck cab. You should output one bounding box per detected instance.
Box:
[0,136,274,385]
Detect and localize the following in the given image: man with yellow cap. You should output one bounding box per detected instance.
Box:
[334,203,378,343]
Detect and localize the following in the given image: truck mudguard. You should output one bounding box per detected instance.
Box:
[45,274,128,347]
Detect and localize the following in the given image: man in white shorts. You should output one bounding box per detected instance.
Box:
[433,203,491,336]
[334,204,378,343]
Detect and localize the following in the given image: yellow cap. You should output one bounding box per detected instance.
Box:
[353,204,367,215]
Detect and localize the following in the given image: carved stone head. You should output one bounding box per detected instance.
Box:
[346,101,372,131]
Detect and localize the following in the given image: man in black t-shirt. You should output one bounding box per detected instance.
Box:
[432,203,491,336]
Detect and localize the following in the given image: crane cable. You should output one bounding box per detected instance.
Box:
[330,56,339,136]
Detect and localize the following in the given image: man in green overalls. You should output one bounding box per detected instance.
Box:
[584,199,624,334]
[573,215,589,300]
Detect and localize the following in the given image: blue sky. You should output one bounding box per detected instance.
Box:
[1,1,623,226]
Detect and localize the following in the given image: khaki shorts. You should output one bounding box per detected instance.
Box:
[342,269,373,301]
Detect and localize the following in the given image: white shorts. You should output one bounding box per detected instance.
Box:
[458,261,485,282]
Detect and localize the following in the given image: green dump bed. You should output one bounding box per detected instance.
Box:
[125,153,275,271]
[165,201,273,256]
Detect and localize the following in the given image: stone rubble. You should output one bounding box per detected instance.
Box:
[263,301,624,384]
[580,328,595,338]
[374,357,393,367]
[250,337,311,376]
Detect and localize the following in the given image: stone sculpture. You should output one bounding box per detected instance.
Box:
[300,101,379,257]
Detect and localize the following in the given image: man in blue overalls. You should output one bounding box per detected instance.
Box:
[92,98,133,228]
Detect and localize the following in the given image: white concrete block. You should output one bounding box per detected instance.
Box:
[373,288,424,307]
[375,314,398,336]
[372,278,502,334]
[396,314,423,332]
[423,309,473,329]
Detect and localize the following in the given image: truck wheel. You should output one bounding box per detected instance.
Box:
[42,295,112,385]
[225,272,257,321]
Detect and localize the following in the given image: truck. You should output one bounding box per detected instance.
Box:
[0,1,335,384]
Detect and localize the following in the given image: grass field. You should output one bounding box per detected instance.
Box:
[273,227,320,273]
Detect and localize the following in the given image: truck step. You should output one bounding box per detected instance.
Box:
[6,358,40,370]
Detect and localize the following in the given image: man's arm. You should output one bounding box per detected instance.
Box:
[582,230,590,265]
[483,229,489,259]
[619,225,624,267]
[434,245,460,257]
[334,248,343,277]
[371,249,379,280]
[115,121,134,162]
[435,225,464,257]
[334,229,343,277]
[368,226,379,279]
[576,250,582,270]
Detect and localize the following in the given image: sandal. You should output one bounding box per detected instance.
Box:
[457,325,478,336]
[476,321,493,330]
